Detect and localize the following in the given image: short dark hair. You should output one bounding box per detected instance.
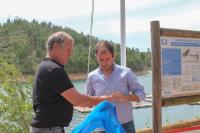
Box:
[46,32,74,50]
[95,41,114,56]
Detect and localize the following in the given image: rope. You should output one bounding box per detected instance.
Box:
[84,0,95,118]
[87,0,94,75]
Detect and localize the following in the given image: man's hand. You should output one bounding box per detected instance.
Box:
[100,95,112,102]
[111,91,121,100]
[110,91,126,102]
[111,91,139,102]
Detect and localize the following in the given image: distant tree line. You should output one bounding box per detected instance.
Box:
[0,17,151,75]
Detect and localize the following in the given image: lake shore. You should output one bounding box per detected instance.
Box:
[68,70,150,81]
[20,70,151,81]
[68,73,87,81]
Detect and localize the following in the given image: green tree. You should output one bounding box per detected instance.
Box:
[0,17,151,75]
[0,58,33,133]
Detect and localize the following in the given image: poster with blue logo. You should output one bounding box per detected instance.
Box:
[160,37,200,98]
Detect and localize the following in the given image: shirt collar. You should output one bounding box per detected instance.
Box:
[43,58,64,68]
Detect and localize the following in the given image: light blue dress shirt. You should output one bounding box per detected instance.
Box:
[86,63,146,124]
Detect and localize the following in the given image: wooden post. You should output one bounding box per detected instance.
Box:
[151,21,162,133]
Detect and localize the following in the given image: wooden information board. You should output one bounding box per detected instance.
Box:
[151,21,200,133]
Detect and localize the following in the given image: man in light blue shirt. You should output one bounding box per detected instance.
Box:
[86,41,146,133]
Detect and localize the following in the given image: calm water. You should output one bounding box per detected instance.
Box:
[66,72,200,132]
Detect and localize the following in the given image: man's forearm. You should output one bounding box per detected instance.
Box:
[91,95,110,105]
[120,94,139,102]
[79,94,110,107]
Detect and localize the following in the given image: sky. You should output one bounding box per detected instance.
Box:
[1,0,200,51]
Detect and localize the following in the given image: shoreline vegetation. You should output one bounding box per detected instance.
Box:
[20,69,151,82]
[68,69,150,81]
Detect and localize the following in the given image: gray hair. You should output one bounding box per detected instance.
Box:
[46,31,74,50]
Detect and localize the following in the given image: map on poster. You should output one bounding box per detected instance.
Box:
[160,36,200,98]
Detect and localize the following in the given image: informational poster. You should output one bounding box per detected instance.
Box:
[160,36,200,98]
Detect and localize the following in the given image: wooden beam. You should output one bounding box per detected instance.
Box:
[162,95,200,106]
[160,28,200,38]
[151,21,162,133]
[137,118,200,133]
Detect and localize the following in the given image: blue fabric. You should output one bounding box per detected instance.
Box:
[71,101,126,133]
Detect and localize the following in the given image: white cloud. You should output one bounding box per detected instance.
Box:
[94,0,154,15]
[0,0,156,19]
[93,5,200,35]
[0,0,92,19]
[126,0,155,10]
[159,8,200,31]
[1,0,200,51]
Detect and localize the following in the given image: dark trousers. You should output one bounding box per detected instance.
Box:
[30,126,65,133]
[96,121,136,133]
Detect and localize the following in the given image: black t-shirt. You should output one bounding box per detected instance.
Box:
[31,58,74,128]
